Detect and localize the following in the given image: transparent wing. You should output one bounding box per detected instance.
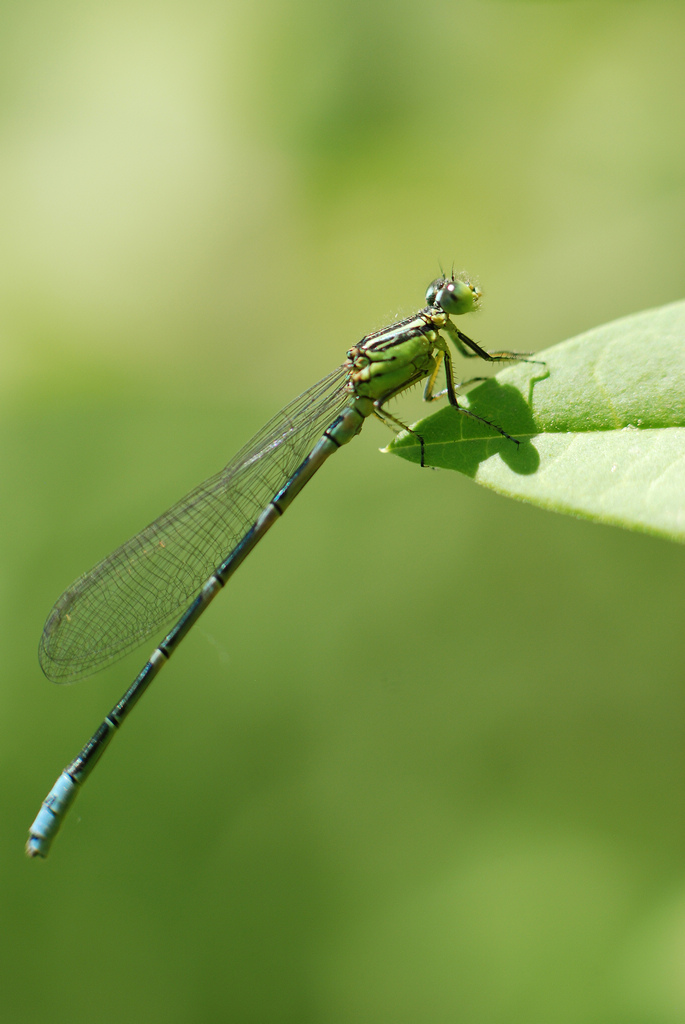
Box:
[40,365,352,682]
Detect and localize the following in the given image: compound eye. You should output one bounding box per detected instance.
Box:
[425,278,444,307]
[434,278,479,316]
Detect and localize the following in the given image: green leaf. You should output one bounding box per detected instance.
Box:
[387,300,685,543]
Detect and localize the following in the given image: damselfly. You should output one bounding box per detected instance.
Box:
[28,273,532,857]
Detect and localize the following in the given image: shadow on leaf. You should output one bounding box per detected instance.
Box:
[389,379,541,478]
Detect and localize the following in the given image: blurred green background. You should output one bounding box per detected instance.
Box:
[3,1,685,1021]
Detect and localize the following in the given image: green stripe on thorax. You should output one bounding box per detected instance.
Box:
[345,306,449,404]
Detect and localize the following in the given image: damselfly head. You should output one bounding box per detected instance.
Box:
[426,274,481,316]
